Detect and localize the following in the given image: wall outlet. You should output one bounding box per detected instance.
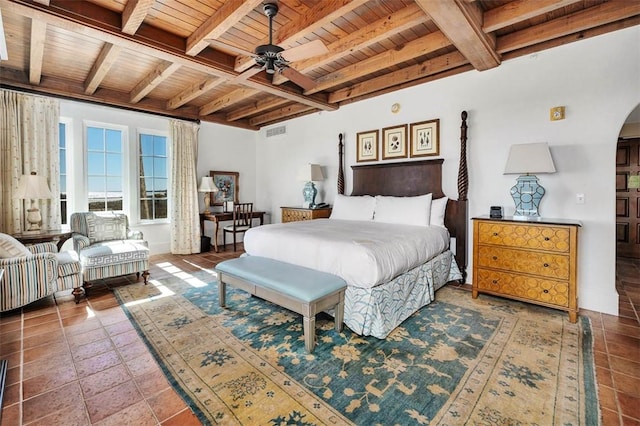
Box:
[576,193,585,204]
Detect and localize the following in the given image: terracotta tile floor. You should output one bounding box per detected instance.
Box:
[1,247,639,425]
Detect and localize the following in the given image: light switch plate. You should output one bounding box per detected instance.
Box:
[550,106,565,121]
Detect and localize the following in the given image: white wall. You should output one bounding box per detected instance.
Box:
[254,25,640,317]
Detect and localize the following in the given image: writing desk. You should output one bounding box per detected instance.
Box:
[200,211,265,252]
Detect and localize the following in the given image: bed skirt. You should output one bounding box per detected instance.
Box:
[343,250,462,339]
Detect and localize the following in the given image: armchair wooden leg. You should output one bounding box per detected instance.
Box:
[72,287,84,304]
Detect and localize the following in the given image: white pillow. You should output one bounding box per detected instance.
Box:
[430,197,448,228]
[329,194,376,221]
[373,194,432,227]
[0,233,31,258]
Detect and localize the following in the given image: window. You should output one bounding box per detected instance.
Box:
[139,133,168,221]
[59,122,67,224]
[86,126,124,211]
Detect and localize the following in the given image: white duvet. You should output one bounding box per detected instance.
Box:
[243,219,450,289]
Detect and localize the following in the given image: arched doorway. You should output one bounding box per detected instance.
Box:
[615,103,640,322]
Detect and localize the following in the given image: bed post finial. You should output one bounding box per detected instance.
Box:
[338,133,345,195]
[457,111,468,201]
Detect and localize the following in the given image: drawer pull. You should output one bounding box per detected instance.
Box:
[493,232,498,236]
[543,289,549,294]
[543,263,549,268]
[544,237,550,241]
[492,256,498,260]
[492,280,498,285]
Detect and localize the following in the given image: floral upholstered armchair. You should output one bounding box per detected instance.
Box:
[0,233,83,311]
[70,212,150,291]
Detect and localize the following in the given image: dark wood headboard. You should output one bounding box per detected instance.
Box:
[339,111,469,280]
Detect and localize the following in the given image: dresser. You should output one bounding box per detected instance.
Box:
[472,216,581,322]
[281,207,332,223]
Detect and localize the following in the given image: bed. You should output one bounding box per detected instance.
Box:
[244,112,469,338]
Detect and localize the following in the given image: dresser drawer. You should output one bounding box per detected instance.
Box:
[476,268,570,307]
[476,222,571,253]
[476,245,570,280]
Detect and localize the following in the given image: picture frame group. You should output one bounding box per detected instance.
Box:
[356,118,439,162]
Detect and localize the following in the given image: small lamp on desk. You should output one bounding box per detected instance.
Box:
[198,176,218,214]
[14,172,53,232]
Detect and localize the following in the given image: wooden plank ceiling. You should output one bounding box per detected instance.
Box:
[0,0,638,130]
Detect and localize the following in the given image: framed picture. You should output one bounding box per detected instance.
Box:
[209,171,239,206]
[356,129,379,162]
[382,124,407,160]
[410,119,440,157]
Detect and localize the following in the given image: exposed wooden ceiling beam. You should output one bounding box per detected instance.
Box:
[226,97,290,121]
[121,0,154,35]
[29,18,46,84]
[235,0,369,72]
[84,43,122,94]
[3,0,337,112]
[416,0,500,71]
[130,62,181,103]
[497,0,640,53]
[166,77,225,110]
[0,66,259,130]
[306,31,451,95]
[329,51,468,103]
[483,0,584,33]
[272,3,426,85]
[186,0,263,56]
[249,103,315,126]
[200,87,258,116]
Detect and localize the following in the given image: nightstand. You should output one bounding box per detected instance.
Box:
[281,207,332,223]
[472,215,581,323]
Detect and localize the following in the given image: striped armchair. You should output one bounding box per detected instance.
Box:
[0,233,83,312]
[70,212,150,291]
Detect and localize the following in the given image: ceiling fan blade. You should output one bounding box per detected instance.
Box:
[232,65,264,83]
[280,39,328,62]
[279,67,317,91]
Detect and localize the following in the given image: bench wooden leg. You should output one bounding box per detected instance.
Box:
[303,315,315,353]
[334,297,345,333]
[219,280,227,307]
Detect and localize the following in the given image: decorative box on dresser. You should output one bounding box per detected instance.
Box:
[281,207,332,223]
[472,215,581,323]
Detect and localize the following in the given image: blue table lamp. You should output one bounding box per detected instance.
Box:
[504,142,556,217]
[300,164,324,208]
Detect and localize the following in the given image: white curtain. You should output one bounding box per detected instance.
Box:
[0,90,60,234]
[169,119,201,254]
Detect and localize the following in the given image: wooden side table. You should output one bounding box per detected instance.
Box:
[472,215,581,323]
[12,229,73,251]
[281,207,332,223]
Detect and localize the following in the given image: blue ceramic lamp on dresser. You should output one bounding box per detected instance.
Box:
[503,142,556,217]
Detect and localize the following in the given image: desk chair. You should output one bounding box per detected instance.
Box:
[223,202,253,251]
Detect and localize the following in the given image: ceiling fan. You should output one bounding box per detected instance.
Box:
[210,2,328,90]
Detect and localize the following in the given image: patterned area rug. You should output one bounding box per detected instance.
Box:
[113,270,599,425]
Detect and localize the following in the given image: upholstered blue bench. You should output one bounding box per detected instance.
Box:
[215,256,347,353]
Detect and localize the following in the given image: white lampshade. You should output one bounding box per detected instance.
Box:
[504,142,556,175]
[14,172,53,199]
[198,176,219,193]
[299,164,324,182]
